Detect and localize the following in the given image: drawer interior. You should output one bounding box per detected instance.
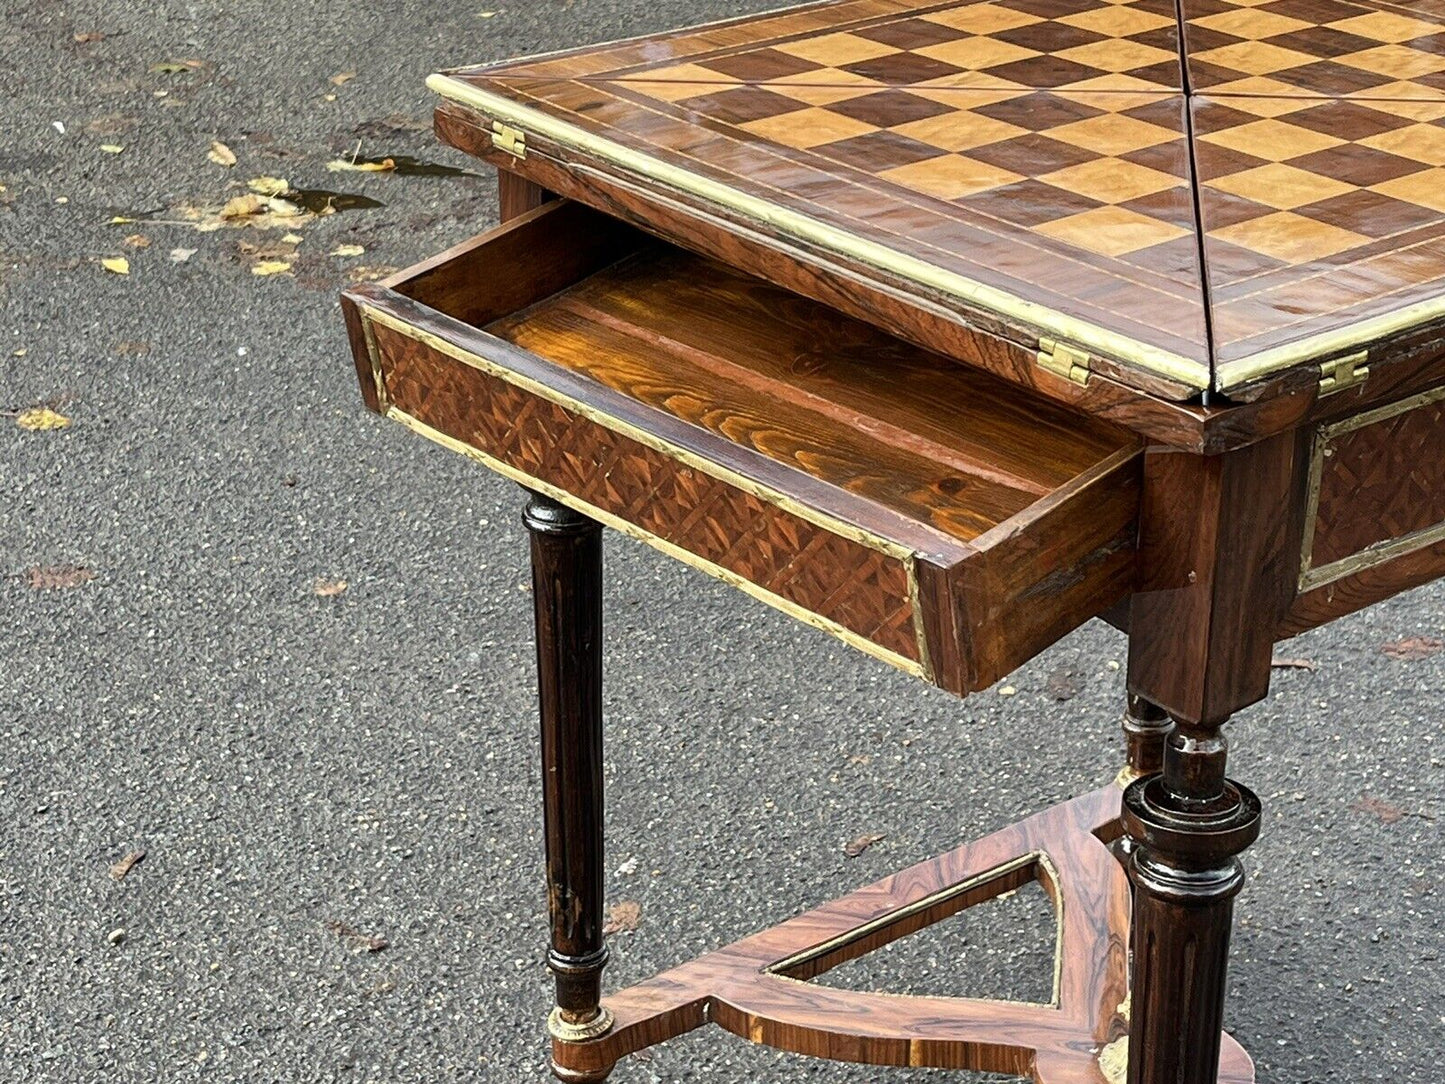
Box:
[348,200,1141,693]
[388,203,1136,550]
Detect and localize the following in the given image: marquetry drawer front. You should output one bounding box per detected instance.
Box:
[343,201,1142,695]
[1300,388,1445,594]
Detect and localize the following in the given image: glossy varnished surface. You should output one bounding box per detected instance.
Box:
[343,200,1142,694]
[435,0,1445,393]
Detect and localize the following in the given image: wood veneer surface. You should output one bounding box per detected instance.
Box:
[435,0,1445,393]
[486,243,1136,545]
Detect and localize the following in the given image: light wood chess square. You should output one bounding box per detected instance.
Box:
[879,155,1025,199]
[1040,159,1180,203]
[1198,118,1344,161]
[773,33,900,67]
[1372,169,1445,215]
[1208,163,1355,210]
[921,3,1044,35]
[1362,124,1445,168]
[740,108,881,149]
[1036,206,1190,256]
[1210,212,1367,263]
[1047,112,1178,155]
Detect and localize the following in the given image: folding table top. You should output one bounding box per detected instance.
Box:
[429,0,1445,399]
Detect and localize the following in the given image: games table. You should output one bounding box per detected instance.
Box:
[341,1,1445,1080]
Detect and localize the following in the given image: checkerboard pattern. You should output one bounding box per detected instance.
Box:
[448,0,1445,385]
[1183,0,1445,99]
[618,0,1185,93]
[1195,93,1445,359]
[649,84,1196,265]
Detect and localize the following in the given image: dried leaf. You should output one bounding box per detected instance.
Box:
[115,340,150,356]
[207,140,236,167]
[16,407,72,431]
[331,243,365,257]
[281,232,304,244]
[101,256,130,275]
[844,831,886,858]
[251,260,292,277]
[346,265,398,282]
[1271,656,1317,671]
[84,113,137,136]
[325,920,388,953]
[110,849,146,880]
[1352,795,1404,825]
[313,577,348,597]
[123,233,151,248]
[74,31,106,43]
[149,59,203,74]
[603,901,642,936]
[1381,636,1443,661]
[329,71,357,86]
[326,157,396,173]
[170,247,197,263]
[246,175,290,197]
[26,564,94,589]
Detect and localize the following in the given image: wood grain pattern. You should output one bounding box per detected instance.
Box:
[1127,430,1307,725]
[549,784,1255,1083]
[433,0,1445,396]
[341,200,1143,695]
[439,106,1238,449]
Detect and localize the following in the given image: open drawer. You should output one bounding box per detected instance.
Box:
[342,201,1142,695]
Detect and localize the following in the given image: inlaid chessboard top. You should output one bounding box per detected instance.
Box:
[431,0,1445,393]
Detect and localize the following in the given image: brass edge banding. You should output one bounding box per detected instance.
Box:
[1219,296,1445,393]
[361,315,389,412]
[548,1006,615,1043]
[1299,385,1445,592]
[764,852,1061,1011]
[387,407,928,679]
[425,74,1211,392]
[905,555,934,685]
[361,306,917,563]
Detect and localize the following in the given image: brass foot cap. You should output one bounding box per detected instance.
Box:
[548,1005,614,1043]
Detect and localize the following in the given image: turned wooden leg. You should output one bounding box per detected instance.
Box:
[1122,718,1261,1084]
[524,491,614,1078]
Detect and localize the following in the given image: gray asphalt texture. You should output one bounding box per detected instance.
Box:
[2,1,1442,1081]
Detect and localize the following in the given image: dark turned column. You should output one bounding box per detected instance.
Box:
[523,491,614,1069]
[1124,431,1304,1084]
[1113,695,1173,870]
[1122,721,1261,1084]
[1123,693,1171,781]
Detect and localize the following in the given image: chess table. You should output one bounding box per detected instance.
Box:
[340,1,1445,1080]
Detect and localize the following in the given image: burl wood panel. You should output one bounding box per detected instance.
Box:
[549,784,1255,1083]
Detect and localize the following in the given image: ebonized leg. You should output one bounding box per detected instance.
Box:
[1122,718,1260,1084]
[523,491,614,1075]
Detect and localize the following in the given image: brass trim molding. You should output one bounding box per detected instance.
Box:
[1298,385,1445,593]
[426,74,1212,392]
[362,305,924,563]
[430,74,1445,395]
[547,1006,615,1043]
[387,407,930,680]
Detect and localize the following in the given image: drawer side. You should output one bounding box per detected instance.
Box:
[361,307,929,676]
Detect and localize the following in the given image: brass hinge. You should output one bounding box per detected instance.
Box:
[1319,350,1368,396]
[491,121,526,159]
[1037,338,1091,386]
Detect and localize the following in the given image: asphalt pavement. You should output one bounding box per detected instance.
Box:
[2,1,1442,1081]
